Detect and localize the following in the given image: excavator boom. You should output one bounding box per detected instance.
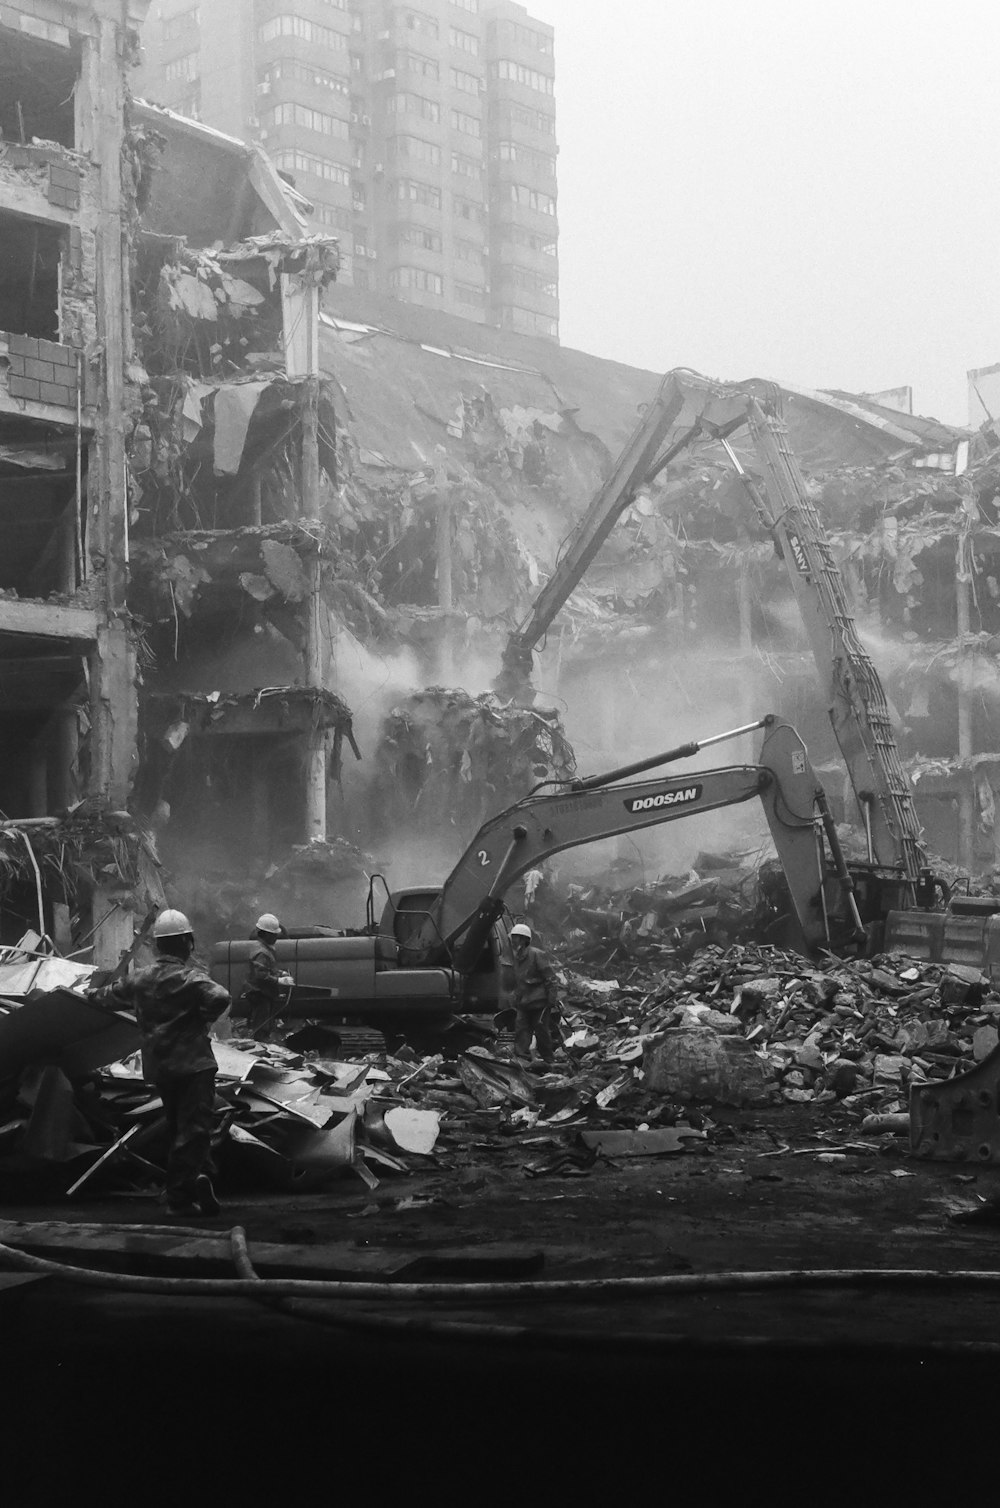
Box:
[407,717,834,971]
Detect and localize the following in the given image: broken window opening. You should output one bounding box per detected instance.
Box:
[0,215,64,341]
[0,685,84,821]
[0,32,80,150]
[0,420,84,597]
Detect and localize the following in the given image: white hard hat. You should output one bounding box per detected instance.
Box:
[510,923,532,940]
[256,913,281,935]
[153,908,193,939]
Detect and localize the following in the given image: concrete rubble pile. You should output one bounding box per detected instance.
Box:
[1,926,998,1202]
[551,849,775,968]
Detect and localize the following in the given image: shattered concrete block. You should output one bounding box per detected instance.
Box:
[642,1027,775,1107]
[940,965,990,1009]
[738,977,783,1013]
[973,1025,1000,1063]
[873,1054,909,1084]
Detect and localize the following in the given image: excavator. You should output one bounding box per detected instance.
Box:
[211,709,849,1045]
[497,368,1000,973]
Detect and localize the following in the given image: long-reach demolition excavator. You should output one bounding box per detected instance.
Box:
[497,368,1000,975]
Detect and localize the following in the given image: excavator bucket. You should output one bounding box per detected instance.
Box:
[884,906,1000,981]
[910,1044,1000,1163]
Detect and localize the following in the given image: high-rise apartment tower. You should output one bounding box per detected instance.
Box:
[137,0,558,338]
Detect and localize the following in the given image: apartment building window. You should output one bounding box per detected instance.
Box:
[398,224,443,252]
[349,6,363,30]
[391,267,443,294]
[505,226,557,257]
[455,282,486,306]
[266,103,349,139]
[500,182,555,215]
[396,179,442,209]
[450,66,480,94]
[451,151,481,180]
[449,107,480,138]
[404,11,439,39]
[353,184,367,210]
[258,16,348,52]
[391,135,441,166]
[261,60,350,98]
[321,0,348,8]
[388,92,441,122]
[509,307,558,337]
[497,21,553,56]
[451,0,479,12]
[165,53,198,82]
[454,196,482,222]
[163,7,199,42]
[399,51,440,81]
[273,149,351,186]
[315,203,352,229]
[455,239,484,263]
[449,26,479,56]
[503,101,556,136]
[512,266,557,298]
[497,141,555,177]
[490,60,553,95]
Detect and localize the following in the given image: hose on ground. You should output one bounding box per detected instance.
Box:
[3,1230,1000,1302]
[222,1227,1000,1356]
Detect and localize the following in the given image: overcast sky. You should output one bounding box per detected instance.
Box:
[527,0,1000,425]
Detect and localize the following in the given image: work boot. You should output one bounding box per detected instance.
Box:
[194,1173,221,1215]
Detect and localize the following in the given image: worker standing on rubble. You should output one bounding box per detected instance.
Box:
[504,922,560,1065]
[91,909,230,1216]
[238,913,293,1038]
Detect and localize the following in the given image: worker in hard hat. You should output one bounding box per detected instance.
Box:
[502,922,561,1065]
[237,912,293,1039]
[91,908,231,1216]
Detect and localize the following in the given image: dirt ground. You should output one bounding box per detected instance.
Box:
[3,1101,1000,1492]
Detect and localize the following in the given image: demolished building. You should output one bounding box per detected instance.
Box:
[3,9,998,968]
[0,1,158,966]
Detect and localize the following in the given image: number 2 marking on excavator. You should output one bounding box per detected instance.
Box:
[477,850,490,866]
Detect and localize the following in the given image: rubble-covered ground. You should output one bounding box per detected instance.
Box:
[4,936,1000,1486]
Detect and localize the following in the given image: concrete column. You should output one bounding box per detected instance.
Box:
[301,382,327,841]
[436,490,454,683]
[956,574,976,869]
[86,19,140,966]
[27,741,48,818]
[53,708,80,811]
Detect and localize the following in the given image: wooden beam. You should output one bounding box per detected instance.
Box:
[0,598,96,640]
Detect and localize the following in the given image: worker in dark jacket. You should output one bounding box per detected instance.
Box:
[94,908,230,1215]
[503,922,560,1064]
[238,912,293,1038]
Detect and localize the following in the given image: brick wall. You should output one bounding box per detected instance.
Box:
[7,334,79,408]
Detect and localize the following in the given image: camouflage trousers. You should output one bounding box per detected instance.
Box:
[158,1068,217,1204]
